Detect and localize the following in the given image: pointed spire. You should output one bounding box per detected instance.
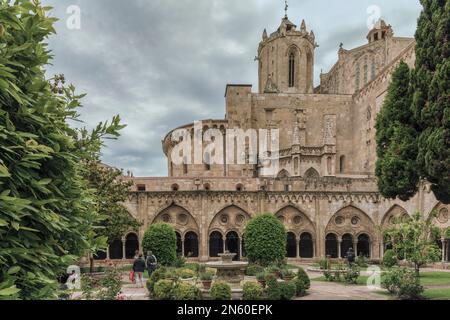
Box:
[262,28,268,40]
[301,19,307,33]
[284,0,289,18]
[310,30,315,40]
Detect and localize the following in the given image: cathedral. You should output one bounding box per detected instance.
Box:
[100,14,450,264]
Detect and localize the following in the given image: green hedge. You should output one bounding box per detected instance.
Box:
[243,214,286,266]
[242,282,263,300]
[142,223,177,266]
[210,281,232,300]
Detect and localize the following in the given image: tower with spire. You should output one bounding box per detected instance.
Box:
[257,1,317,94]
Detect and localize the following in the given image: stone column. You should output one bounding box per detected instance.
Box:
[223,238,227,253]
[296,236,300,259]
[353,241,358,257]
[337,238,342,259]
[312,239,316,259]
[106,247,110,260]
[121,237,126,260]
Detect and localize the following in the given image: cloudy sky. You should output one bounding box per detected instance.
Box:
[42,0,422,177]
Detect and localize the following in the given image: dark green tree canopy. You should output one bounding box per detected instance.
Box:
[142,223,177,266]
[243,213,286,266]
[376,0,449,204]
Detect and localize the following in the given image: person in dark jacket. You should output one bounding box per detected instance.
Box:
[132,254,146,288]
[146,251,157,276]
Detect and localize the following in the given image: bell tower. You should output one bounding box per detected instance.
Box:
[257,5,317,94]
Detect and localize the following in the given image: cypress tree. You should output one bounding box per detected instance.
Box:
[376,62,419,201]
[412,0,449,204]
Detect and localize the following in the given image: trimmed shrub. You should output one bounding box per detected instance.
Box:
[177,268,196,279]
[153,280,174,300]
[279,281,296,300]
[355,256,369,268]
[382,268,423,300]
[244,214,286,266]
[242,282,264,300]
[246,264,265,277]
[265,275,281,300]
[173,282,201,300]
[146,267,167,295]
[142,223,177,266]
[172,255,186,268]
[383,249,398,268]
[294,267,310,296]
[210,281,232,300]
[343,265,360,284]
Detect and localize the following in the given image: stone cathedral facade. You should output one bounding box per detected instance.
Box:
[102,16,449,264]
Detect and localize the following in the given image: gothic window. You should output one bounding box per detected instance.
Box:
[371,58,376,80]
[363,56,368,84]
[300,233,314,258]
[304,168,320,179]
[341,234,354,258]
[355,63,360,91]
[325,234,338,258]
[357,234,370,258]
[340,156,346,173]
[289,52,295,87]
[125,233,139,259]
[184,232,199,258]
[286,233,297,258]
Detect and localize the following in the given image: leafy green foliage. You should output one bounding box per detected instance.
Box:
[173,282,201,300]
[278,281,296,300]
[382,268,424,299]
[383,249,399,268]
[376,1,449,204]
[0,1,125,299]
[294,267,310,296]
[146,267,167,296]
[210,281,231,300]
[411,0,450,204]
[243,214,287,266]
[245,264,265,276]
[242,282,263,300]
[375,61,419,201]
[384,212,441,275]
[265,275,281,300]
[153,279,174,300]
[142,223,177,266]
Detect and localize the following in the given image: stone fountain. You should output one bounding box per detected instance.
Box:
[205,251,248,286]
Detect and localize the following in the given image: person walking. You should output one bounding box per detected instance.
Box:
[146,251,157,277]
[132,254,146,288]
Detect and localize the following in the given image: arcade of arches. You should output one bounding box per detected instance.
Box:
[96,204,450,264]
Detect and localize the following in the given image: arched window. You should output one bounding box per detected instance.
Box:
[225,232,240,261]
[304,168,319,179]
[363,56,368,84]
[325,234,338,258]
[289,52,295,87]
[340,156,346,173]
[125,233,139,259]
[341,234,354,259]
[286,232,297,258]
[236,184,244,192]
[184,232,199,258]
[357,234,371,258]
[299,233,314,258]
[204,183,211,191]
[171,184,179,191]
[109,238,123,260]
[209,232,223,257]
[94,250,107,260]
[355,63,360,91]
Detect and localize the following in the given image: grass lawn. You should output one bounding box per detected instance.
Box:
[419,272,450,286]
[423,288,450,300]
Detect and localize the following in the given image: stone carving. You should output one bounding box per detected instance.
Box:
[323,115,336,145]
[438,208,449,224]
[264,74,279,93]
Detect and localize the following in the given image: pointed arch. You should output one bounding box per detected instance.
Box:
[277,169,291,179]
[152,204,200,236]
[304,168,320,179]
[208,205,251,237]
[325,205,375,238]
[381,204,409,229]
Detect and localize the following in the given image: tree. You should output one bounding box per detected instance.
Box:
[142,223,177,266]
[375,61,419,201]
[83,161,141,271]
[243,214,286,266]
[0,1,124,299]
[412,0,450,204]
[384,212,441,276]
[376,0,449,204]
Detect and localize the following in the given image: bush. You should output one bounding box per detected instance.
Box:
[97,267,123,300]
[382,268,423,300]
[266,275,281,300]
[199,272,213,281]
[244,214,287,266]
[383,249,398,268]
[186,263,200,273]
[355,256,369,268]
[173,282,201,300]
[279,281,296,300]
[142,223,177,266]
[177,269,196,279]
[210,281,232,300]
[343,265,360,284]
[319,259,330,270]
[294,268,310,296]
[146,267,167,295]
[242,282,264,300]
[172,255,186,268]
[246,264,265,277]
[153,280,174,300]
